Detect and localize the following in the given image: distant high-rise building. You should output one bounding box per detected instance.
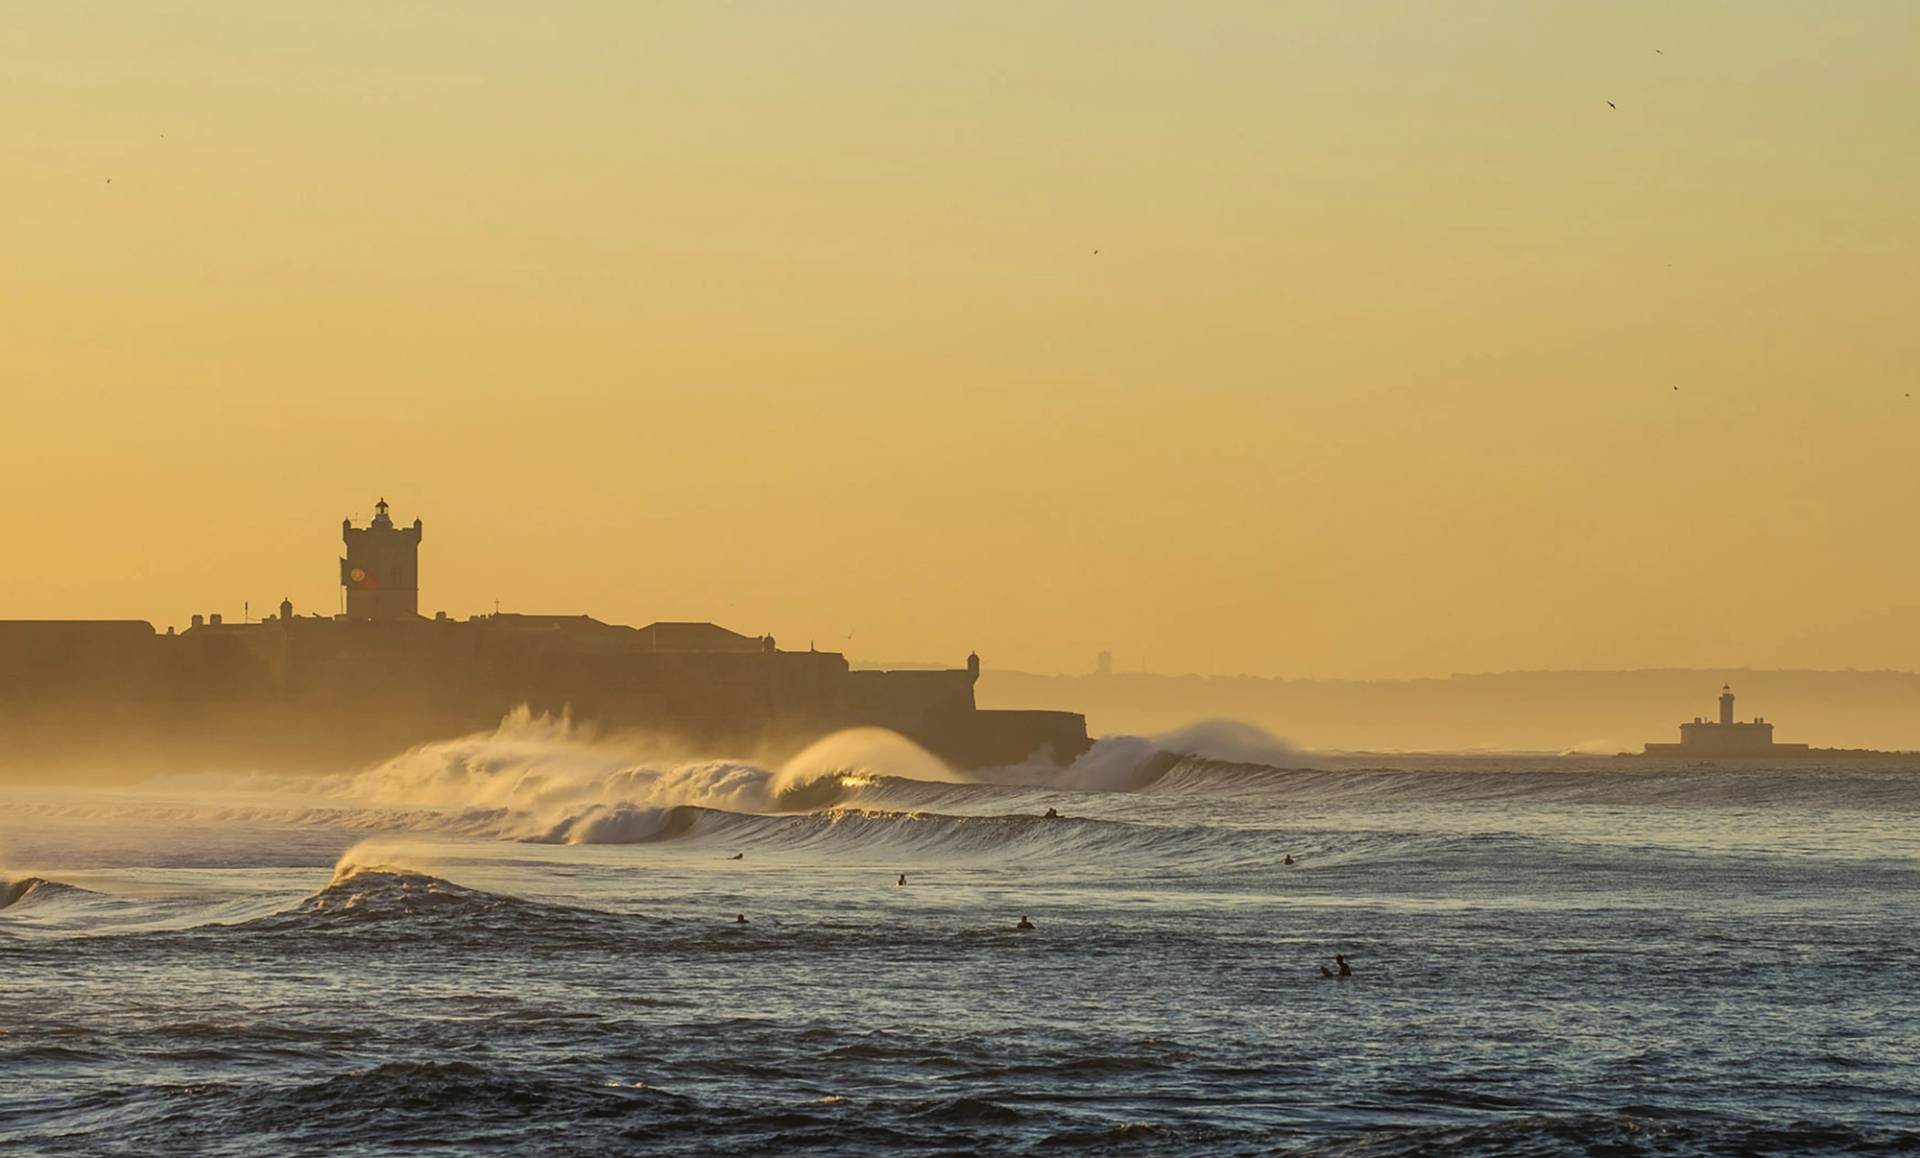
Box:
[340,498,422,621]
[1097,650,1113,677]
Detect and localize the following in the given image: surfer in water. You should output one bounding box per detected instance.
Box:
[728,853,743,860]
[1044,807,1059,818]
[1016,915,1034,930]
[1335,954,1351,977]
[735,914,749,924]
[1283,854,1294,865]
[897,873,907,887]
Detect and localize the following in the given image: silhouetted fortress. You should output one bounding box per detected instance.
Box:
[1641,685,1810,758]
[0,501,1090,772]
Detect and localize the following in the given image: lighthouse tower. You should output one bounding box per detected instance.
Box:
[340,499,422,621]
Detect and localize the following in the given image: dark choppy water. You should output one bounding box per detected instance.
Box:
[4,723,1918,1155]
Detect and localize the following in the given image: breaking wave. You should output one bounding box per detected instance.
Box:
[229,862,613,940]
[287,714,1311,844]
[0,875,202,934]
[322,710,972,823]
[9,713,1919,1155]
[972,720,1303,794]
[325,711,1300,816]
[138,710,1203,844]
[1,877,83,911]
[296,864,537,921]
[535,804,1257,862]
[12,711,1913,871]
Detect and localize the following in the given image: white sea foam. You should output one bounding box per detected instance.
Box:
[2,710,1317,853]
[310,711,976,842]
[975,718,1303,793]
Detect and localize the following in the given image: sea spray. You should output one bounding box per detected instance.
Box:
[771,728,961,802]
[329,838,464,883]
[331,711,956,818]
[980,719,1304,793]
[2,712,1324,858]
[1152,720,1303,767]
[9,748,1919,1153]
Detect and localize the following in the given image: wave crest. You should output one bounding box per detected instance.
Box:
[2,877,65,911]
[235,863,610,936]
[327,711,962,837]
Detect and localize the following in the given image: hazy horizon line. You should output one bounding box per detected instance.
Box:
[881,663,1920,683]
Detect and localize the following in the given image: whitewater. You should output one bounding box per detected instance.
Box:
[3,715,1917,1155]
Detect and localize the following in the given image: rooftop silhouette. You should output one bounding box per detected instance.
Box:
[0,500,1090,774]
[1641,685,1810,758]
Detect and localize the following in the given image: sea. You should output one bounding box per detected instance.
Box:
[3,715,1917,1155]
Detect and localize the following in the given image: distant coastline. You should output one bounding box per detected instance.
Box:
[1627,746,1920,761]
[976,667,1920,755]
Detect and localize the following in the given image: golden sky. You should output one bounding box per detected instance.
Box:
[4,2,1917,678]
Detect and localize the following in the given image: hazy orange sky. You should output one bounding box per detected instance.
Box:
[5,2,1918,678]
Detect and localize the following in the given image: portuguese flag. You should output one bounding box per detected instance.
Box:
[341,560,381,590]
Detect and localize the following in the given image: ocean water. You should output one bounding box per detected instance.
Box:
[4,718,1918,1155]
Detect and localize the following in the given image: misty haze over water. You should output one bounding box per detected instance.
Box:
[10,1,1920,1153]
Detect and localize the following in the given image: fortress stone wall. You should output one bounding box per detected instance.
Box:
[0,502,1089,773]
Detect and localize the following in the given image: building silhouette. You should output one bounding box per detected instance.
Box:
[1642,685,1810,758]
[341,499,422,621]
[0,500,1089,772]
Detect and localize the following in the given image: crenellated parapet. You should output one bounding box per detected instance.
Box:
[341,498,422,621]
[0,500,1091,772]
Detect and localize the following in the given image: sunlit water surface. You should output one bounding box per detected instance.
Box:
[4,739,1917,1156]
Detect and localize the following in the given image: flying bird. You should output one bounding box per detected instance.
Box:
[1608,101,1617,109]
